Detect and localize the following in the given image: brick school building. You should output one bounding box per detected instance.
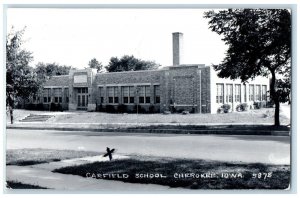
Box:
[35,33,270,113]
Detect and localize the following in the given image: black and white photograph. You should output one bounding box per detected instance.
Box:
[3,2,295,193]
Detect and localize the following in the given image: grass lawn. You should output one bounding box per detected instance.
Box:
[10,107,290,125]
[53,108,289,125]
[6,148,101,166]
[6,181,48,189]
[53,157,290,189]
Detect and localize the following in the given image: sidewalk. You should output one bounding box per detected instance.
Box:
[6,155,181,191]
[6,122,290,136]
[6,106,291,136]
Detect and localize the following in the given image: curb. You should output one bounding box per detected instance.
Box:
[7,125,290,136]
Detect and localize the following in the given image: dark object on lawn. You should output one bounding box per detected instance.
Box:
[236,103,248,112]
[182,111,190,115]
[217,104,231,113]
[103,147,115,161]
[163,111,171,115]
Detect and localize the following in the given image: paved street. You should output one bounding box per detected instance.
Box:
[6,129,290,165]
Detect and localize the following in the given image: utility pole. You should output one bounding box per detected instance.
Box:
[136,86,140,124]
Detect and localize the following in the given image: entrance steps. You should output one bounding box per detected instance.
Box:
[20,114,53,122]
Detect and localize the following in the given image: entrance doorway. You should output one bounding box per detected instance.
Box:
[77,87,88,110]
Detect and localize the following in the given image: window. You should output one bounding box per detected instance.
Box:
[107,87,118,104]
[249,85,254,101]
[154,85,160,104]
[216,84,224,104]
[235,84,241,102]
[255,85,261,101]
[262,85,267,101]
[226,84,233,103]
[99,87,104,103]
[139,86,145,103]
[129,87,134,103]
[122,86,134,104]
[78,87,88,94]
[138,85,150,104]
[65,88,69,103]
[114,88,119,103]
[43,88,51,103]
[122,87,129,104]
[54,88,62,103]
[146,86,150,103]
[78,95,81,106]
[243,84,247,102]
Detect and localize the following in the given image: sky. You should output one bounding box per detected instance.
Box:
[6,8,228,69]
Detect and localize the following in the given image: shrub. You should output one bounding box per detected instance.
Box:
[140,106,146,114]
[221,104,231,113]
[182,111,190,115]
[217,104,231,113]
[253,102,262,109]
[190,107,196,114]
[106,105,116,113]
[236,103,248,112]
[50,103,56,111]
[217,107,224,114]
[133,105,145,114]
[176,108,185,114]
[170,106,176,113]
[25,103,34,110]
[96,104,106,112]
[50,103,62,111]
[37,103,44,110]
[148,105,156,113]
[117,104,127,113]
[163,111,171,115]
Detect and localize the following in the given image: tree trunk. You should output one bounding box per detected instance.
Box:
[10,106,14,124]
[270,70,280,126]
[274,100,280,126]
[8,93,14,124]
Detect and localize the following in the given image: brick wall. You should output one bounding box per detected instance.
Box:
[92,65,209,113]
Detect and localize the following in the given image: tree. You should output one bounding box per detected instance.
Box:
[105,55,160,72]
[88,58,103,73]
[34,62,73,85]
[204,9,291,126]
[6,28,39,124]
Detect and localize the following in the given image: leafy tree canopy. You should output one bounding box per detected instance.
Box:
[105,55,161,72]
[204,9,291,126]
[6,28,39,101]
[204,9,290,81]
[6,27,39,123]
[34,62,73,84]
[88,58,103,73]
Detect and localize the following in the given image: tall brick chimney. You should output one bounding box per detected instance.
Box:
[172,32,183,66]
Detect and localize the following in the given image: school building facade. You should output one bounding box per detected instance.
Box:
[39,32,270,114]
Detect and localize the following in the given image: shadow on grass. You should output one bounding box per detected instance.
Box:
[6,181,48,189]
[53,158,290,189]
[7,159,61,166]
[6,148,101,166]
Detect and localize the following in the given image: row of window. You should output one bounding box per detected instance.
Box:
[99,85,160,104]
[216,84,267,104]
[43,88,69,104]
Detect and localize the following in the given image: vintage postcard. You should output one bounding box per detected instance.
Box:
[4,5,292,193]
